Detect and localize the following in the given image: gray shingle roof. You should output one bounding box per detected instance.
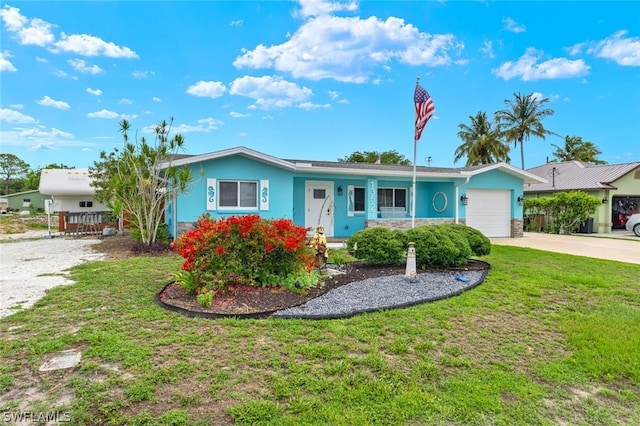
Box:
[524,161,640,192]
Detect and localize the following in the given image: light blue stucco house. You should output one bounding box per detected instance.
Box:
[164,147,546,239]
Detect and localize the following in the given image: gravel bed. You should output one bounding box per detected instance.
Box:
[271,269,487,319]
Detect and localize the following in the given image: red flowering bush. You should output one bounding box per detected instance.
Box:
[172,214,318,301]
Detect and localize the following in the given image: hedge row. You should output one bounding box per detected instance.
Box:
[346,223,490,268]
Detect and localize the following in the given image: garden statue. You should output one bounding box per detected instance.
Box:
[311,225,329,267]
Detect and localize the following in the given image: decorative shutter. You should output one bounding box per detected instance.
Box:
[347,185,354,217]
[260,180,269,210]
[206,178,216,211]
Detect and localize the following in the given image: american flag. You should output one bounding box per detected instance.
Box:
[414,83,435,141]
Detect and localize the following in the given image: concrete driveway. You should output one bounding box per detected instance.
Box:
[490,232,640,264]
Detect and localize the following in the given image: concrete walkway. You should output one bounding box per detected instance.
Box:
[490,232,640,264]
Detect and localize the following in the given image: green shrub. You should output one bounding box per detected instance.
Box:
[405,225,472,268]
[439,223,491,256]
[346,227,406,265]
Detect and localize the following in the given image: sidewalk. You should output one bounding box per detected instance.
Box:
[490,232,640,264]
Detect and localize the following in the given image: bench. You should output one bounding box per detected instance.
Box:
[380,207,406,218]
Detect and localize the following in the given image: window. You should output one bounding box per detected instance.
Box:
[79,201,86,207]
[354,187,365,212]
[313,189,326,199]
[219,181,258,209]
[377,188,407,210]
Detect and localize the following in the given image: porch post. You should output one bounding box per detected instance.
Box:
[366,178,378,220]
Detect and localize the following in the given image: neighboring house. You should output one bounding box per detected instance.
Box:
[164,146,545,239]
[4,190,48,212]
[39,169,113,234]
[524,161,640,234]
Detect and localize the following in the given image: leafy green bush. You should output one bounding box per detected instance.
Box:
[346,227,406,265]
[439,223,491,256]
[405,225,472,268]
[172,215,317,305]
[524,191,601,234]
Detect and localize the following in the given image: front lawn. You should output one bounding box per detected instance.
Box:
[1,246,639,425]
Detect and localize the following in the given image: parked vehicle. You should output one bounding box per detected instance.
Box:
[625,213,640,237]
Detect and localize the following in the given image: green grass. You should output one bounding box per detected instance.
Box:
[1,246,639,425]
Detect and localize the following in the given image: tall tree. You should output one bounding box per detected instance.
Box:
[0,153,30,195]
[90,118,193,245]
[495,92,556,169]
[551,135,606,164]
[338,150,411,165]
[454,111,511,166]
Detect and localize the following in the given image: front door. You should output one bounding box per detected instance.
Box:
[305,181,334,237]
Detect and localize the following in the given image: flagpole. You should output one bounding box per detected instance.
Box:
[411,77,419,229]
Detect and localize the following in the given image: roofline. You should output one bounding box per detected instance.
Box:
[161,147,549,182]
[163,146,297,170]
[462,162,547,185]
[292,165,462,178]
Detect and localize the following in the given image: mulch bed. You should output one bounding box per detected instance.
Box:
[157,260,489,318]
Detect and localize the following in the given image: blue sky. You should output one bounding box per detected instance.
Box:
[1,0,639,171]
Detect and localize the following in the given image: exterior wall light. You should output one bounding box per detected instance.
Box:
[517,196,525,206]
[602,197,608,204]
[337,186,343,196]
[460,194,468,205]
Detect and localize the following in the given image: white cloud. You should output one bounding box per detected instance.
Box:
[328,91,340,100]
[36,96,70,110]
[186,80,227,98]
[54,70,78,80]
[0,108,37,123]
[1,5,137,58]
[86,87,102,96]
[229,111,251,118]
[152,97,161,102]
[586,30,640,66]
[118,98,133,105]
[53,33,138,58]
[0,6,54,46]
[0,126,88,151]
[0,5,26,32]
[298,102,331,110]
[68,58,103,74]
[87,109,119,119]
[234,14,463,83]
[493,48,590,81]
[0,50,17,72]
[502,17,525,33]
[294,0,358,18]
[480,40,495,58]
[230,20,243,27]
[197,117,224,129]
[132,70,152,78]
[10,104,24,109]
[229,75,312,109]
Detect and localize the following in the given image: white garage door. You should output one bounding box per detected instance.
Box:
[465,189,511,237]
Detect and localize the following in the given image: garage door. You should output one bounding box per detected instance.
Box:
[465,189,511,237]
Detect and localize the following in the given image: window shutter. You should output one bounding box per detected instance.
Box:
[260,180,269,210]
[206,178,216,211]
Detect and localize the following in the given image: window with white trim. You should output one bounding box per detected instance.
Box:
[377,187,407,210]
[219,181,258,209]
[354,187,365,212]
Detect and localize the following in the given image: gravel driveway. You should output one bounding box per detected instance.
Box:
[0,232,105,319]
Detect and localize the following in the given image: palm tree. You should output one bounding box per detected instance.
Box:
[454,111,511,166]
[495,92,556,169]
[551,135,606,164]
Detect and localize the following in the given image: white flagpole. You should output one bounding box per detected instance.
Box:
[412,137,417,228]
[411,77,419,228]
